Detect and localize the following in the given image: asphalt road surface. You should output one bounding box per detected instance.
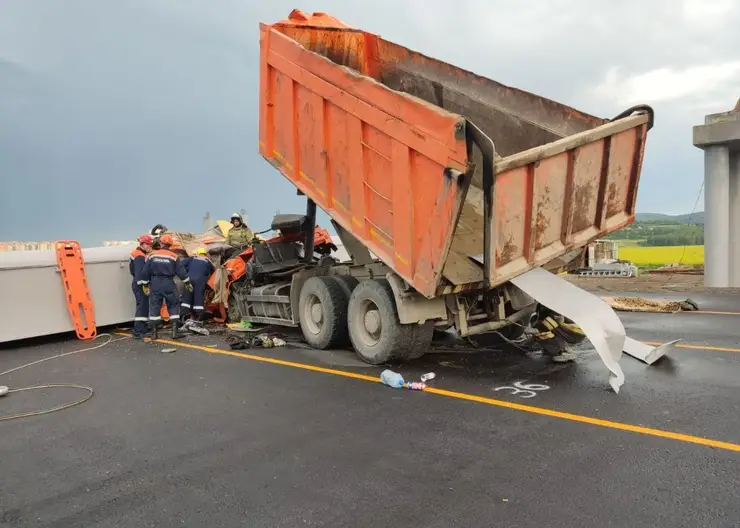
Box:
[1,306,739,527]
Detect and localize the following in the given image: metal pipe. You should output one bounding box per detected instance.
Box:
[466,120,497,289]
[461,303,534,337]
[303,198,317,263]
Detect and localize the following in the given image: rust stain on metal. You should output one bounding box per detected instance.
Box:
[498,234,518,266]
[607,181,619,215]
[572,181,594,232]
[534,187,552,248]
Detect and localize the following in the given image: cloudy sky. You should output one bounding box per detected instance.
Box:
[1,0,738,245]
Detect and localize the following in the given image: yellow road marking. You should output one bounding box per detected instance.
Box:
[644,341,740,354]
[683,310,740,316]
[117,332,740,453]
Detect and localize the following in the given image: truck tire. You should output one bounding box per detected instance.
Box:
[347,279,415,364]
[404,321,433,360]
[329,275,359,300]
[323,276,358,348]
[298,276,349,350]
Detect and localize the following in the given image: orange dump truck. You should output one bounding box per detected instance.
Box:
[248,10,654,364]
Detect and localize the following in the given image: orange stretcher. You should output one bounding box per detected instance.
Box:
[55,241,97,340]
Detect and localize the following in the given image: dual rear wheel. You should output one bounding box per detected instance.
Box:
[298,277,432,364]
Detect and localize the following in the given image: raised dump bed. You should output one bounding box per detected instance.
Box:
[259,9,653,299]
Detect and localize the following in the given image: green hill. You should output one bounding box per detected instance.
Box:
[635,212,704,225]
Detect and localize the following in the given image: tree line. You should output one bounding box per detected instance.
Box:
[606,222,704,247]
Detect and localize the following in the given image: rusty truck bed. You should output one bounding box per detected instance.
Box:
[259,10,653,298]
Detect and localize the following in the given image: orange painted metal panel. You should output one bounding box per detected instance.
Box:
[259,20,470,298]
[490,119,649,286]
[259,11,653,298]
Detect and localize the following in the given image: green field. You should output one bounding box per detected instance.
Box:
[614,239,644,247]
[619,245,704,266]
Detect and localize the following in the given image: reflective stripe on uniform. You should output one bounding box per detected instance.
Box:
[149,316,162,321]
[182,277,191,283]
[134,317,148,321]
[181,303,191,308]
[169,314,180,319]
[138,280,149,285]
[193,305,204,310]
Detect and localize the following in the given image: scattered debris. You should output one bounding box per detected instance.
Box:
[646,265,703,275]
[251,334,286,348]
[380,370,427,390]
[420,372,436,383]
[623,337,681,364]
[380,369,405,388]
[161,348,177,354]
[182,320,210,336]
[603,296,699,313]
[226,321,260,332]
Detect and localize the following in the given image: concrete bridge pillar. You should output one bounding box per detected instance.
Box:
[693,101,740,287]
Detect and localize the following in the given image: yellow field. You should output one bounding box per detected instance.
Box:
[619,245,704,266]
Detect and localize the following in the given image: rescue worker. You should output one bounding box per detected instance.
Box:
[138,233,193,339]
[226,213,254,250]
[181,248,215,321]
[129,234,153,339]
[533,307,586,362]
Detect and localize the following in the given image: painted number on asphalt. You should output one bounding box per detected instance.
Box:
[494,381,550,399]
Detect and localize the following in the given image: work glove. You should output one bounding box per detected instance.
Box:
[185,283,194,292]
[142,284,151,296]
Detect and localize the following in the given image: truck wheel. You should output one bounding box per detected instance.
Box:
[298,276,349,349]
[323,276,358,348]
[404,321,433,360]
[329,275,359,300]
[348,279,414,364]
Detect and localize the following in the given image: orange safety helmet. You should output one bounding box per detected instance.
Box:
[138,234,154,245]
[159,234,174,247]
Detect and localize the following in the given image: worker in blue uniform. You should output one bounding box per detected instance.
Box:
[138,234,192,339]
[181,248,215,322]
[129,234,153,339]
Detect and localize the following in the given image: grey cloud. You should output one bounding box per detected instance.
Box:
[1,0,736,243]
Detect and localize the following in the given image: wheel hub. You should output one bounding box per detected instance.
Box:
[303,294,324,335]
[364,309,381,335]
[310,303,323,325]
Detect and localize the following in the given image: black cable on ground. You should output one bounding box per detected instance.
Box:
[0,334,121,422]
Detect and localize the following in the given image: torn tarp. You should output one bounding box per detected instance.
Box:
[510,268,627,392]
[510,268,681,391]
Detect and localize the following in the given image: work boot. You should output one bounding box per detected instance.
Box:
[552,349,578,363]
[171,320,186,340]
[147,321,159,341]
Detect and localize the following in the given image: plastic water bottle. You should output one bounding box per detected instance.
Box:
[380,369,405,388]
[406,381,426,391]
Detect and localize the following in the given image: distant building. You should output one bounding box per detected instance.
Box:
[0,241,54,252]
[102,240,137,247]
